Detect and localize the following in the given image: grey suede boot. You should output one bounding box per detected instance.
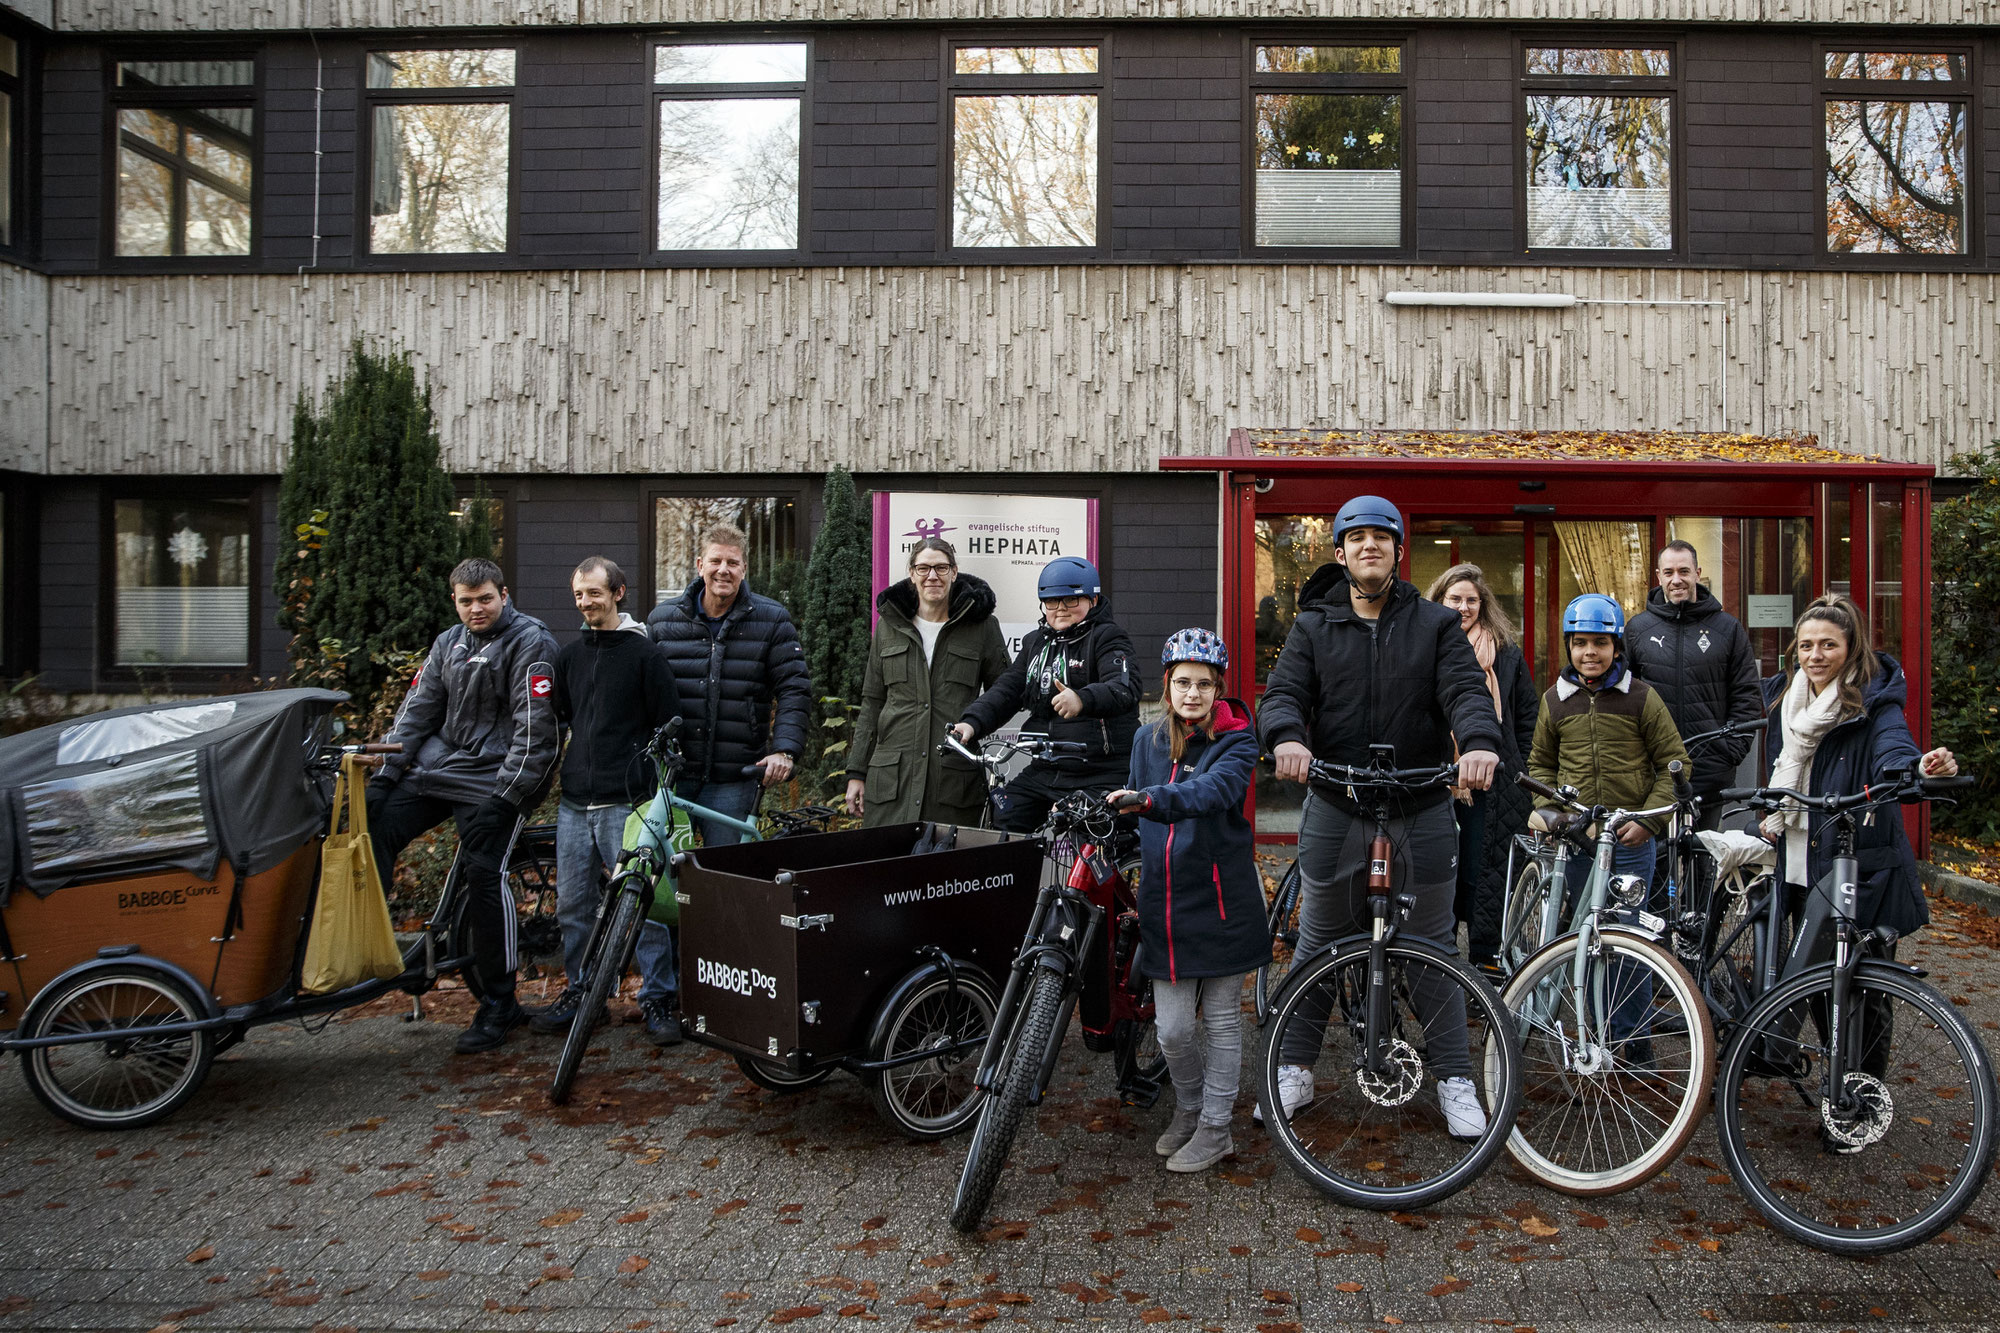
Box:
[1154,1104,1203,1157]
[1165,1123,1235,1173]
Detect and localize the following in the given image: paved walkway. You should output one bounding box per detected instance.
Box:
[6,891,2000,1332]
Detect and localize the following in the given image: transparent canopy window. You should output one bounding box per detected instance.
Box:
[655,43,806,252]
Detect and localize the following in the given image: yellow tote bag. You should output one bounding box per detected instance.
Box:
[301,754,406,994]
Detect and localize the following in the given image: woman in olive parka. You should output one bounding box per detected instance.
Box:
[844,537,1013,827]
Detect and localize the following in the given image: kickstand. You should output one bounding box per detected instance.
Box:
[402,994,425,1023]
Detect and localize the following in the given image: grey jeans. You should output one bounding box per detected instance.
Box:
[1153,974,1247,1127]
[1277,792,1472,1080]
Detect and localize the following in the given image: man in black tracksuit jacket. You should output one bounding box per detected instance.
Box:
[371,558,561,1054]
[1624,540,1763,830]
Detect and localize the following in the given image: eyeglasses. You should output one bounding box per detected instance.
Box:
[1041,595,1090,610]
[912,563,955,581]
[1170,678,1219,694]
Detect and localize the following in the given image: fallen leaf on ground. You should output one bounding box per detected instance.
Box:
[537,1208,584,1228]
[618,1256,650,1274]
[184,1246,214,1264]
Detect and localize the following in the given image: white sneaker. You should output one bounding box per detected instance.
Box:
[1438,1076,1487,1141]
[1253,1065,1315,1125]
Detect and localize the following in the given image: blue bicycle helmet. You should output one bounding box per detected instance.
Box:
[1037,555,1102,599]
[1561,593,1626,639]
[1161,627,1229,673]
[1333,494,1405,546]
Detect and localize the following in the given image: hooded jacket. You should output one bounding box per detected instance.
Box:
[1625,584,1764,792]
[958,596,1140,782]
[1256,565,1505,813]
[847,573,1012,827]
[1528,661,1690,837]
[377,601,562,808]
[645,577,813,783]
[554,613,683,807]
[1763,656,1927,936]
[1127,698,1271,982]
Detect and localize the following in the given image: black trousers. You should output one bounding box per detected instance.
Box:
[368,786,525,1002]
[992,761,1124,834]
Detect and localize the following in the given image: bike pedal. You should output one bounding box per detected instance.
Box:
[1118,1077,1164,1110]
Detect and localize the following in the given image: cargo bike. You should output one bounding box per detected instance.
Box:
[0,689,560,1129]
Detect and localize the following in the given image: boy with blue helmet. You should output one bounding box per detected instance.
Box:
[953,555,1141,831]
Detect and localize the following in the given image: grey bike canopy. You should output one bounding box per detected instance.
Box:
[0,688,346,901]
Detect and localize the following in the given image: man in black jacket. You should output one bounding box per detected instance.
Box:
[1625,539,1763,830]
[531,557,685,1044]
[1254,496,1502,1135]
[644,522,812,847]
[371,558,562,1054]
[951,555,1140,832]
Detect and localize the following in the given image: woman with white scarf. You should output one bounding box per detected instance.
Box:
[1761,595,1955,938]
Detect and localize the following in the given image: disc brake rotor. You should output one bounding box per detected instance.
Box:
[1355,1037,1423,1107]
[1821,1072,1894,1149]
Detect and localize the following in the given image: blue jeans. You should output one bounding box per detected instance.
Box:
[558,799,681,1006]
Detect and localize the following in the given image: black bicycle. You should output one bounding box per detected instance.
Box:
[1708,769,1996,1254]
[1254,747,1523,1210]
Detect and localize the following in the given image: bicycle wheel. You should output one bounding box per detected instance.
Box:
[506,834,564,982]
[949,967,1065,1232]
[1715,962,1998,1255]
[736,1056,833,1091]
[20,965,216,1130]
[868,971,998,1139]
[1501,929,1717,1195]
[1698,874,1771,1035]
[1253,861,1303,1022]
[1499,853,1556,976]
[547,877,647,1105]
[1257,939,1521,1210]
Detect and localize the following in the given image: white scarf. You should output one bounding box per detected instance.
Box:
[1762,669,1845,886]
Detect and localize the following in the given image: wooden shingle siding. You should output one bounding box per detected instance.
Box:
[0,263,49,473]
[32,265,2000,477]
[46,0,2000,34]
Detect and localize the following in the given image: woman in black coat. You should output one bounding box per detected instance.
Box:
[1425,563,1539,972]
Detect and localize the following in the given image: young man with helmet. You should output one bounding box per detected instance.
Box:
[952,555,1140,832]
[1254,495,1504,1136]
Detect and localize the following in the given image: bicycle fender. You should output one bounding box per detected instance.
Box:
[864,956,995,1060]
[18,951,222,1034]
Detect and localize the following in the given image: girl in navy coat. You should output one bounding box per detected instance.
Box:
[1109,629,1270,1173]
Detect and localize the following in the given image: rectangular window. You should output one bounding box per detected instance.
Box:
[111,56,254,258]
[1251,43,1406,250]
[654,41,806,253]
[367,48,514,255]
[1823,50,1970,256]
[1523,46,1675,252]
[949,40,1101,250]
[113,496,251,668]
[652,495,801,609]
[0,35,17,248]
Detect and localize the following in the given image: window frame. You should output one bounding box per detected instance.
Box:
[939,31,1111,260]
[647,36,812,264]
[102,48,261,271]
[450,478,515,593]
[1514,34,1684,261]
[357,43,520,268]
[640,480,810,612]
[97,483,261,688]
[0,25,28,259]
[1816,39,1979,266]
[1241,33,1415,260]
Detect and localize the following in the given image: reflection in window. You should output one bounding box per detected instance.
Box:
[0,35,15,247]
[1825,99,1964,254]
[116,107,254,256]
[1525,96,1672,249]
[114,496,251,668]
[368,50,513,254]
[657,99,800,250]
[23,753,211,875]
[953,95,1097,248]
[1825,51,1965,82]
[366,49,514,89]
[654,496,801,608]
[1256,46,1400,74]
[117,59,255,88]
[1872,485,1904,655]
[1254,93,1401,247]
[1526,48,1670,77]
[954,47,1097,75]
[656,42,808,83]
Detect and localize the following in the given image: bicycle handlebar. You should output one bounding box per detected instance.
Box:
[1683,717,1769,753]
[1670,759,1692,802]
[1307,759,1458,790]
[939,730,1090,768]
[1109,791,1149,813]
[1720,773,1975,813]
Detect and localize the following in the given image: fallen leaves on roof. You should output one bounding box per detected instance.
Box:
[1246,429,1882,465]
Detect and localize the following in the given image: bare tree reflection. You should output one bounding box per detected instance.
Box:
[657,99,800,250]
[953,94,1097,247]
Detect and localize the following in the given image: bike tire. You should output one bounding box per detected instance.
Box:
[547,882,647,1106]
[1714,962,1998,1255]
[1698,874,1771,1036]
[20,964,216,1130]
[1258,939,1522,1211]
[1499,854,1554,976]
[1500,928,1717,1195]
[867,971,999,1139]
[737,1056,834,1091]
[949,967,1065,1232]
[1253,861,1303,1022]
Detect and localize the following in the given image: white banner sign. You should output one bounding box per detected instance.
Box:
[872,492,1099,655]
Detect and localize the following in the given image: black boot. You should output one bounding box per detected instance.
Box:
[457,994,526,1054]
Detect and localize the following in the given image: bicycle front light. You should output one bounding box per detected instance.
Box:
[1608,874,1649,908]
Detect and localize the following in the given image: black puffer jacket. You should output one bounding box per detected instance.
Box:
[645,579,812,783]
[1625,585,1763,793]
[958,597,1140,784]
[1256,566,1504,814]
[1468,643,1540,950]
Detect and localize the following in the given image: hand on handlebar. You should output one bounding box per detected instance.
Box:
[1616,820,1651,847]
[1106,789,1151,814]
[1922,746,1959,778]
[1273,741,1312,784]
[950,722,975,746]
[1456,749,1499,792]
[758,753,795,788]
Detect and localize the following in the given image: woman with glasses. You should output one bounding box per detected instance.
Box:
[845,537,1012,828]
[952,555,1141,832]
